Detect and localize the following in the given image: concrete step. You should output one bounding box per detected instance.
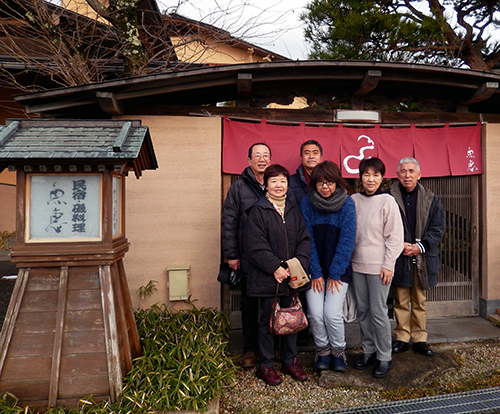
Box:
[488,313,500,325]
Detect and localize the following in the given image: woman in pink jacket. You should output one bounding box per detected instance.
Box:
[351,157,404,378]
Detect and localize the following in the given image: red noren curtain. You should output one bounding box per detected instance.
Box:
[222,118,482,178]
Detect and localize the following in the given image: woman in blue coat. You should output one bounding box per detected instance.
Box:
[300,161,356,372]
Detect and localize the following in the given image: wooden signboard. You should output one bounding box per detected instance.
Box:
[0,119,157,410]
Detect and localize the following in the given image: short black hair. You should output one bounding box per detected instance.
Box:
[310,161,347,191]
[264,164,290,187]
[248,142,272,159]
[358,157,386,179]
[300,139,323,156]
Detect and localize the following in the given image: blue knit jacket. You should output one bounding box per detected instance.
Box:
[300,195,356,283]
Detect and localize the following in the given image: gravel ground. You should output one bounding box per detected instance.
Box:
[1,255,498,414]
[221,339,500,414]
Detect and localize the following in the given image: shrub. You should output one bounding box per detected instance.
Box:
[0,304,236,413]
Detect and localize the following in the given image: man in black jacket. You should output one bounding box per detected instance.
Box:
[289,139,323,203]
[390,157,445,357]
[222,143,271,367]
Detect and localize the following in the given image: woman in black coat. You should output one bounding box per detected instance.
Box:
[244,164,311,386]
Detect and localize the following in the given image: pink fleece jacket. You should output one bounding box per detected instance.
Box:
[351,192,404,275]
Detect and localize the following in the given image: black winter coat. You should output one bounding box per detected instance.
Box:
[390,182,445,289]
[289,165,309,204]
[243,196,311,298]
[222,167,266,260]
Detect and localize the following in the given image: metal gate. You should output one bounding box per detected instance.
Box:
[420,175,479,317]
[221,174,480,323]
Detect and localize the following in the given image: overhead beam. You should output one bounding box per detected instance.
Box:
[351,70,382,110]
[237,73,252,108]
[354,70,382,96]
[462,82,499,105]
[97,92,124,115]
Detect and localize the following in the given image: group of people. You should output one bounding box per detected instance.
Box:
[222,140,445,386]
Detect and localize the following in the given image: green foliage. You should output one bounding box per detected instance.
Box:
[0,304,235,413]
[123,304,236,412]
[137,280,158,300]
[301,0,500,71]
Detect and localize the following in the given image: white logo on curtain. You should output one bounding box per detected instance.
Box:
[466,146,479,172]
[343,135,375,174]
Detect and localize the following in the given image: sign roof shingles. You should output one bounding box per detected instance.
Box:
[0,120,158,176]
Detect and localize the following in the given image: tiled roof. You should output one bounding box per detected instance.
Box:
[0,119,158,177]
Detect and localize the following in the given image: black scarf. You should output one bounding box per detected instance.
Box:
[309,187,347,213]
[360,187,385,197]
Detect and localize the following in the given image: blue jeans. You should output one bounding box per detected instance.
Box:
[351,271,392,362]
[306,279,348,355]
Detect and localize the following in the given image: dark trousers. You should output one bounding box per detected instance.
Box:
[241,276,259,353]
[258,295,298,369]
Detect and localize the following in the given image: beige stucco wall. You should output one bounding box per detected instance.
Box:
[121,116,222,310]
[0,170,16,233]
[482,123,500,302]
[171,36,273,64]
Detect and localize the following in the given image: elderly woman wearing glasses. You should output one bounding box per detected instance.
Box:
[244,164,311,386]
[300,161,356,373]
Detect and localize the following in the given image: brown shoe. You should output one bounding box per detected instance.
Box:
[281,357,307,381]
[241,351,257,368]
[256,365,282,386]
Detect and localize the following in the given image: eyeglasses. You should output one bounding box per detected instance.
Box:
[251,153,270,160]
[317,181,334,187]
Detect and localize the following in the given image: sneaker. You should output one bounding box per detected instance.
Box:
[256,365,282,386]
[330,355,347,372]
[241,351,257,368]
[282,357,307,381]
[314,355,331,372]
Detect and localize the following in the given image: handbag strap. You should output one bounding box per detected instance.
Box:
[274,281,298,302]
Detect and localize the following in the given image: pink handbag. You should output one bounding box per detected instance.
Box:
[269,285,308,335]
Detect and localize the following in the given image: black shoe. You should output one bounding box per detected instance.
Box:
[373,360,392,378]
[354,352,377,370]
[412,341,434,356]
[392,340,409,353]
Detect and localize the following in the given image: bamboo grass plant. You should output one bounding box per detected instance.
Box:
[0,302,236,413]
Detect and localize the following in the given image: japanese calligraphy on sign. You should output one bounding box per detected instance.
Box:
[112,176,121,236]
[28,175,101,241]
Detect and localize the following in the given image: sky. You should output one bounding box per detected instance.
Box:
[156,0,310,60]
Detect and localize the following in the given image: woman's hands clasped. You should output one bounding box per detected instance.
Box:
[312,277,343,294]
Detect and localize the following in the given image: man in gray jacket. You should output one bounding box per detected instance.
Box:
[390,157,445,357]
[222,143,271,367]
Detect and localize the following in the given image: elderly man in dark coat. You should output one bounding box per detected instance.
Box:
[390,157,445,357]
[222,143,272,368]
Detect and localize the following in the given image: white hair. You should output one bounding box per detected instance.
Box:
[398,157,420,171]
